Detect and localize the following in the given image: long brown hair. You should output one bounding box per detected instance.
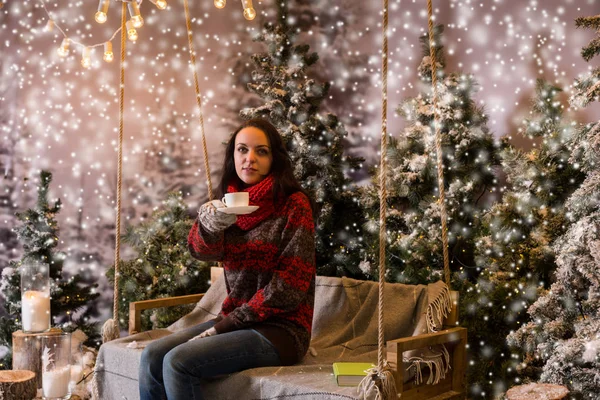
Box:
[220,118,315,215]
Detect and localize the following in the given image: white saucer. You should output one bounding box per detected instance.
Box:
[216,205,259,215]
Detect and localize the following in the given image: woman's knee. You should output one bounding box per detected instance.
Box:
[163,345,198,379]
[141,341,167,374]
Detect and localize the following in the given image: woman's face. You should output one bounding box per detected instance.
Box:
[234,127,273,186]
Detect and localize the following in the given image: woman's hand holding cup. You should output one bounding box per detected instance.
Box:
[198,200,237,233]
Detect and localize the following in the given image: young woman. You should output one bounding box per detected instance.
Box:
[138,118,316,400]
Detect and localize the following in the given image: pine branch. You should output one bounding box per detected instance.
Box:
[575,15,600,30]
[581,37,600,62]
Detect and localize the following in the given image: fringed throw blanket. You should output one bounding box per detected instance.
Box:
[95,275,452,400]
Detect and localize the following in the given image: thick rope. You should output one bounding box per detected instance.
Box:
[102,1,127,344]
[377,0,389,372]
[426,0,451,288]
[183,0,214,201]
[358,0,396,398]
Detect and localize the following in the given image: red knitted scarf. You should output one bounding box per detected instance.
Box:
[227,175,279,231]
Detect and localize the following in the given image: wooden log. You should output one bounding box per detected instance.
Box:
[11,328,62,388]
[506,383,569,400]
[0,370,37,400]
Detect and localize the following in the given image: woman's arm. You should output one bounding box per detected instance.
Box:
[213,192,315,333]
[187,218,225,261]
[188,200,236,261]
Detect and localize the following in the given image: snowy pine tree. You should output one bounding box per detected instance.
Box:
[62,175,116,316]
[458,80,584,397]
[0,58,27,273]
[240,1,365,276]
[570,15,600,109]
[508,16,600,396]
[126,114,213,222]
[359,25,500,283]
[290,0,372,132]
[107,193,211,331]
[0,171,100,368]
[218,0,371,137]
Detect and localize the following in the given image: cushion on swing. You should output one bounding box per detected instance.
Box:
[95,274,452,400]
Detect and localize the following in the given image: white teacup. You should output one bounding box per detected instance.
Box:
[222,192,249,208]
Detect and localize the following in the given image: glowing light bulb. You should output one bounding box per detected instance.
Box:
[214,0,226,9]
[126,20,138,42]
[103,42,113,62]
[81,47,91,69]
[45,19,54,32]
[150,0,167,10]
[131,15,144,28]
[128,1,144,28]
[243,7,256,20]
[95,11,107,23]
[241,0,255,20]
[95,0,110,23]
[57,38,70,57]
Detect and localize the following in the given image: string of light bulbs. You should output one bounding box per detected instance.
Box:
[39,0,257,69]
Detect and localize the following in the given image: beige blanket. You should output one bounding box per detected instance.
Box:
[95,275,451,400]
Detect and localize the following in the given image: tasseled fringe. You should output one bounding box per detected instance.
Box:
[93,319,119,399]
[426,284,452,333]
[357,361,397,400]
[102,318,120,343]
[90,370,101,400]
[405,345,450,385]
[92,319,119,399]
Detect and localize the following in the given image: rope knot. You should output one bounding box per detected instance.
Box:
[357,361,398,400]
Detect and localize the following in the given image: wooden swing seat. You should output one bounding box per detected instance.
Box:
[97,267,467,400]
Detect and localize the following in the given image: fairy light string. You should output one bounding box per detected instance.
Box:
[38,0,257,68]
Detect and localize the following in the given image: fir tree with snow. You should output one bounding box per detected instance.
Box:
[508,17,600,396]
[0,146,20,274]
[0,171,100,369]
[287,0,372,133]
[359,25,500,283]
[0,58,27,272]
[62,175,117,321]
[107,192,211,332]
[457,80,585,397]
[126,114,214,222]
[219,0,371,138]
[570,15,600,109]
[240,1,365,276]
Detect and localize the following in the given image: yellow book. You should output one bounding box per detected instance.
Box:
[332,362,374,387]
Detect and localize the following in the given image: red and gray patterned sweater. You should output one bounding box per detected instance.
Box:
[187,191,316,365]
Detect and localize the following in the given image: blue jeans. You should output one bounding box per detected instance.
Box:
[139,320,282,400]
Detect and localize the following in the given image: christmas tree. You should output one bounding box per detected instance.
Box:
[0,171,100,369]
[507,15,600,396]
[359,25,500,283]
[570,15,600,109]
[219,0,371,137]
[457,80,584,397]
[286,0,372,133]
[240,1,365,276]
[62,174,116,319]
[107,193,211,332]
[0,58,28,272]
[125,114,214,222]
[0,138,20,274]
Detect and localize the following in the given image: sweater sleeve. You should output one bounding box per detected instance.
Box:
[187,218,225,261]
[213,193,315,333]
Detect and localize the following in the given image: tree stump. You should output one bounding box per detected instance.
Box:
[0,370,37,400]
[506,383,569,400]
[12,328,62,388]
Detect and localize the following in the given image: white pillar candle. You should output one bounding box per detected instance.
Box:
[42,365,71,398]
[21,290,50,332]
